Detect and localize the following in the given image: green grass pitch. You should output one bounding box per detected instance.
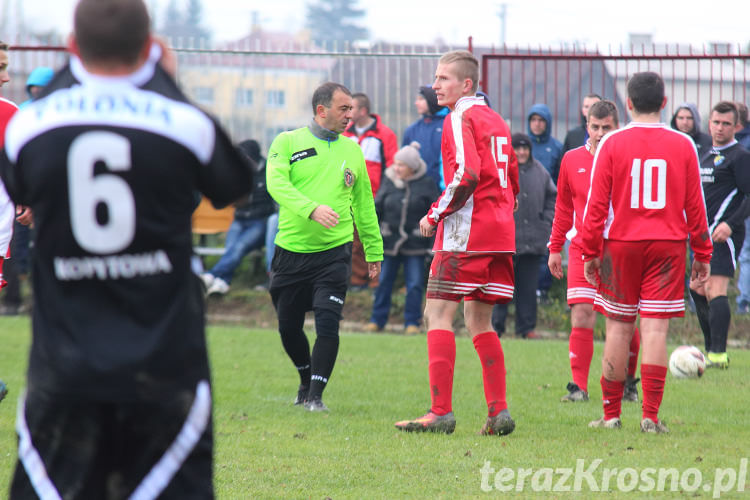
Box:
[1,317,748,498]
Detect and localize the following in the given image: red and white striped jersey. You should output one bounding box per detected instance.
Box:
[0,97,18,258]
[580,122,712,263]
[548,144,592,253]
[0,97,18,147]
[426,96,519,253]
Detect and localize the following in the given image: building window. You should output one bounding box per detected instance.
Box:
[193,87,214,105]
[235,88,253,107]
[265,90,285,108]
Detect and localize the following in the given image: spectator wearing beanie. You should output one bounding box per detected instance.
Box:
[366,141,440,334]
[491,133,557,339]
[403,85,449,191]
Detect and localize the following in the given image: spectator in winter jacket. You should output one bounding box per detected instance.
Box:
[729,102,750,314]
[562,93,601,154]
[201,139,277,295]
[735,102,750,150]
[344,93,398,289]
[527,103,563,183]
[366,142,439,334]
[492,133,556,339]
[20,66,54,109]
[670,102,712,159]
[402,86,448,190]
[343,93,398,195]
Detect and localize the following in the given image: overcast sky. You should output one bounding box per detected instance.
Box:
[20,0,750,49]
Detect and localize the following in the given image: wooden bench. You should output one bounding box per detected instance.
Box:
[192,197,234,256]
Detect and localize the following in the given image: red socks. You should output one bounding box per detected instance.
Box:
[569,327,594,392]
[628,328,641,377]
[427,329,456,416]
[472,331,508,417]
[601,376,625,420]
[641,364,667,422]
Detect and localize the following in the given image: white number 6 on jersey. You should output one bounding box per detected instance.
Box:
[68,131,136,254]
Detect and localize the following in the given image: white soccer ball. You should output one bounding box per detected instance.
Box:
[668,345,706,379]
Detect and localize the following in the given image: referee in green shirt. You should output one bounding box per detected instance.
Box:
[267,82,383,411]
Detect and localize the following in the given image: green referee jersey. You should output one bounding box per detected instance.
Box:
[267,125,383,262]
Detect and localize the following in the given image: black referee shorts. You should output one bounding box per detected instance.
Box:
[10,382,213,499]
[710,233,744,277]
[270,243,351,318]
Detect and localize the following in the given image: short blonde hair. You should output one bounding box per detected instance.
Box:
[439,50,479,93]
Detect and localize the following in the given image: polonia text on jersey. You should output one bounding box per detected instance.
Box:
[34,89,171,125]
[54,250,173,281]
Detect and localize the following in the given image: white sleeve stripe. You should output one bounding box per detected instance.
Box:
[16,390,64,500]
[431,108,466,221]
[129,380,212,500]
[709,189,739,232]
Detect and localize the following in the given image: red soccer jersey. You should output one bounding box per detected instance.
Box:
[0,97,18,148]
[580,122,712,263]
[427,96,519,253]
[343,114,398,195]
[548,144,593,252]
[0,97,18,259]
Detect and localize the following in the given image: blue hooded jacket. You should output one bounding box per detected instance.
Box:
[20,67,54,109]
[526,103,563,182]
[402,107,449,190]
[737,125,750,150]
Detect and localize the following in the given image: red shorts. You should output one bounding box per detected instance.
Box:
[566,244,596,305]
[594,240,686,322]
[426,251,514,304]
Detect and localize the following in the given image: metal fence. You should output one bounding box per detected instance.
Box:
[4,39,750,153]
[480,45,750,140]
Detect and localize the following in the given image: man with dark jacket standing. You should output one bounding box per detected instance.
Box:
[527,103,562,303]
[527,103,563,183]
[562,94,601,154]
[733,102,750,313]
[201,139,277,295]
[736,102,750,149]
[402,86,449,190]
[670,102,712,159]
[492,133,556,339]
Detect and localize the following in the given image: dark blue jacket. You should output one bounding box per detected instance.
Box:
[736,125,750,150]
[402,107,449,190]
[526,103,563,182]
[234,158,276,220]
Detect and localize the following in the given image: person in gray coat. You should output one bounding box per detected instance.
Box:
[366,142,440,333]
[492,133,557,338]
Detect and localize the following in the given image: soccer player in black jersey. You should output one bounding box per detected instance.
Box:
[0,0,252,497]
[690,101,750,369]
